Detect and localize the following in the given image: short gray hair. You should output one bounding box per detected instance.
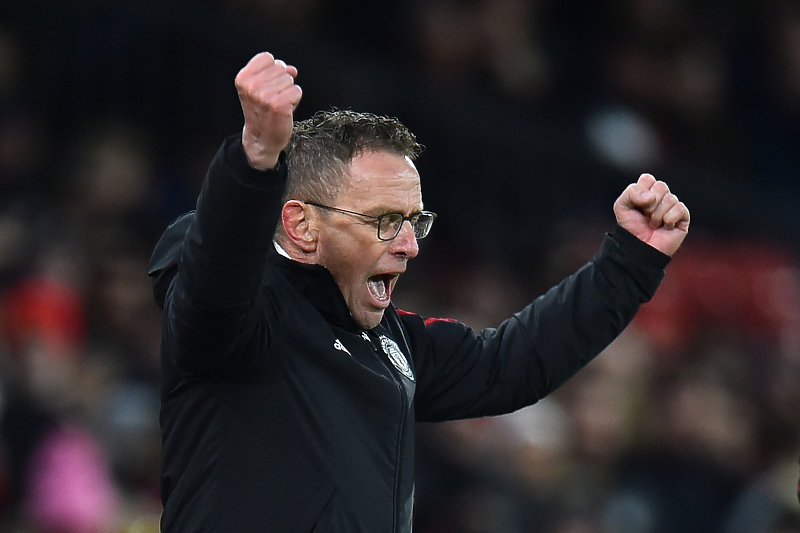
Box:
[282,109,423,204]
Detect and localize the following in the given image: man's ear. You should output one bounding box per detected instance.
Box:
[281,200,318,253]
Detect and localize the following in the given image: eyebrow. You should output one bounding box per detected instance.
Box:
[366,202,425,216]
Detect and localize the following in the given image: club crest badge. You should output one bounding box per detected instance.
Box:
[379,335,414,381]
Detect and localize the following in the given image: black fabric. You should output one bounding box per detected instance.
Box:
[148,211,194,309]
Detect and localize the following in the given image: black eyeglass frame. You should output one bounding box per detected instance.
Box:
[304,202,437,241]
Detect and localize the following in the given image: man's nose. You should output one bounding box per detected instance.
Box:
[390,220,419,258]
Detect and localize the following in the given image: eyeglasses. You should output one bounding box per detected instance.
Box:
[305,202,437,241]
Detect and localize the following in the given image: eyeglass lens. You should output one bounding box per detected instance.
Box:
[379,213,435,240]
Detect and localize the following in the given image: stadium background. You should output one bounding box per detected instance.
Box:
[0,0,799,531]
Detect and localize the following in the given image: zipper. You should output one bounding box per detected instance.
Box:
[362,330,407,533]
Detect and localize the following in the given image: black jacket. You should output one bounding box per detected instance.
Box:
[149,135,671,532]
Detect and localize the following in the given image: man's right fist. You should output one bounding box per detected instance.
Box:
[235,52,303,171]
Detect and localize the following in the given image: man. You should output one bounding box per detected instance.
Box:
[148,52,689,532]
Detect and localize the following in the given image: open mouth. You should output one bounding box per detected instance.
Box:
[367,274,396,304]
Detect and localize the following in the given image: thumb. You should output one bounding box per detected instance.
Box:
[615,181,654,216]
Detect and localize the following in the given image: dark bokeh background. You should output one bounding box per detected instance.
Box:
[1,1,800,532]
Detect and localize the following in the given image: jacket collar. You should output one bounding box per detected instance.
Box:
[266,245,364,332]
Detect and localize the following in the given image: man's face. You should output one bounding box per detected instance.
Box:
[315,150,422,329]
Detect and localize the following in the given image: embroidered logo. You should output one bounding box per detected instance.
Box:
[379,335,414,381]
[333,339,351,356]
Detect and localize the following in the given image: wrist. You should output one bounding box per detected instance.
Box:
[241,129,282,171]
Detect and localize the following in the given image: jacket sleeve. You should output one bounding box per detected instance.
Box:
[411,226,670,422]
[163,134,287,374]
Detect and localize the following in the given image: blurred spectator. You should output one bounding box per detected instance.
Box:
[24,423,119,533]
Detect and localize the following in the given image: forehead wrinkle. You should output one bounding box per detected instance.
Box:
[360,186,423,216]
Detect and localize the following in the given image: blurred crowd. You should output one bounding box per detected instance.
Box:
[0,0,799,531]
